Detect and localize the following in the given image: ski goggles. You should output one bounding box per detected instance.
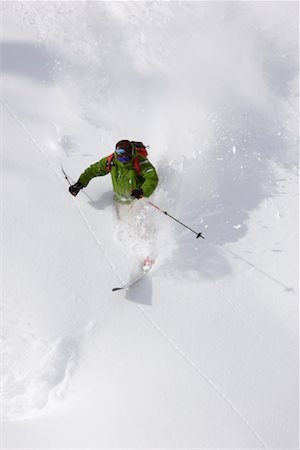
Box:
[116,147,132,163]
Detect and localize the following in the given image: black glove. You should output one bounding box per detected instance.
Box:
[69,181,83,197]
[131,188,144,199]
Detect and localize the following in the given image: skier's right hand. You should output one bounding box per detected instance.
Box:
[69,181,83,197]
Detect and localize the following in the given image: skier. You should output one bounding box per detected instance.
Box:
[68,140,158,203]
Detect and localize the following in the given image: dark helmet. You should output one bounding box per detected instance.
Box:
[115,140,133,156]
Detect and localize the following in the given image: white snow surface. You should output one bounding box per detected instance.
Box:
[1,1,299,449]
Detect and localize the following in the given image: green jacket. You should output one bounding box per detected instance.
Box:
[79,152,159,199]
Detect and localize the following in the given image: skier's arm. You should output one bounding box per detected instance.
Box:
[78,157,108,187]
[139,159,159,197]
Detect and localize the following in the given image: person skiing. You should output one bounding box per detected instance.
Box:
[69,140,158,203]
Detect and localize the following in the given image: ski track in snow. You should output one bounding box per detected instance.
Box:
[1,100,116,420]
[2,99,119,278]
[137,305,268,449]
[218,244,297,294]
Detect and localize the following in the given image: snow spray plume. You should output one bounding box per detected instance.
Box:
[145,200,204,239]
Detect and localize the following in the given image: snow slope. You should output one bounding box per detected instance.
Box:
[1,1,299,448]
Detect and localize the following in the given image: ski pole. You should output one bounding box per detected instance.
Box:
[61,163,95,202]
[145,200,205,239]
[61,162,72,186]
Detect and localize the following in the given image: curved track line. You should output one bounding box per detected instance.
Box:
[138,305,268,449]
[2,100,120,279]
[217,244,296,295]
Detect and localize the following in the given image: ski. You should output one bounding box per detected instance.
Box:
[112,257,155,292]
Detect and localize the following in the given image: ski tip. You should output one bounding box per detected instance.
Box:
[112,287,123,292]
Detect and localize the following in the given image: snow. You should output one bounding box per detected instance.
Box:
[1,1,299,448]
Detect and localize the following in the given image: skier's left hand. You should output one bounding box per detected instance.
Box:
[131,188,144,199]
[69,181,83,197]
